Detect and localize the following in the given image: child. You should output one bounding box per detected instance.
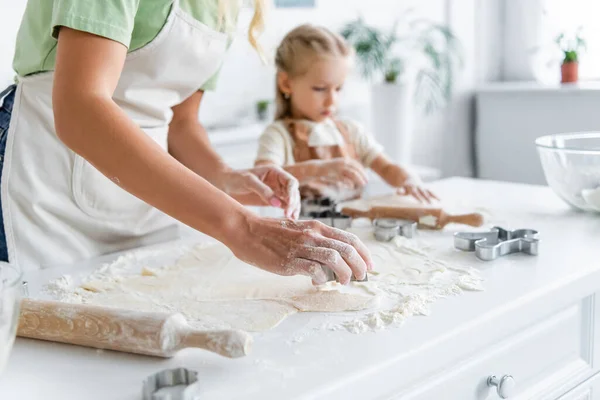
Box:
[255,24,438,204]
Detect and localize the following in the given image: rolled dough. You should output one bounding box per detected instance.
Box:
[45,225,483,334]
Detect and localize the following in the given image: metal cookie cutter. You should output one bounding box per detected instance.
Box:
[305,210,353,230]
[142,368,200,400]
[300,197,335,217]
[373,218,417,242]
[454,226,540,261]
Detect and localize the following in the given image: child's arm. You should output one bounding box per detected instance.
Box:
[343,119,438,203]
[370,154,439,203]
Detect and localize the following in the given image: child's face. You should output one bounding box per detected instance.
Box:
[283,56,349,122]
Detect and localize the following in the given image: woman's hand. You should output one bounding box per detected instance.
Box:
[232,216,374,285]
[396,179,439,204]
[216,165,301,219]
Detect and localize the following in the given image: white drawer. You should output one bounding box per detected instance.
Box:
[399,297,597,400]
[557,371,600,400]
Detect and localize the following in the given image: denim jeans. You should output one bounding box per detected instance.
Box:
[0,84,16,262]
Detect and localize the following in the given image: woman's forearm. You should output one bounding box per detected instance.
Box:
[168,109,230,185]
[54,93,250,247]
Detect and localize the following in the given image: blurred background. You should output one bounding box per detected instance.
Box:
[1,0,598,187]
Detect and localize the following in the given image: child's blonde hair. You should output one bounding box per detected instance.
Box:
[218,0,267,58]
[274,24,352,120]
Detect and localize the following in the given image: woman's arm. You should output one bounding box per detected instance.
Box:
[167,91,232,185]
[53,28,249,247]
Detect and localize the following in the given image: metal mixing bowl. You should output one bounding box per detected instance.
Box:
[0,262,22,376]
[536,132,600,212]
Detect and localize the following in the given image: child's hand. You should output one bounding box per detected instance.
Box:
[314,158,369,189]
[397,181,440,204]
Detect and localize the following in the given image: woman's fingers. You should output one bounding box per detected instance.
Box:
[286,258,328,284]
[279,174,300,219]
[294,245,354,284]
[317,224,373,272]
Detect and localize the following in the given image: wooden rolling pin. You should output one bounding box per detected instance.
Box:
[341,205,484,229]
[17,299,252,359]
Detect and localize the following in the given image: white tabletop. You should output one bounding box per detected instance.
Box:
[1,177,600,400]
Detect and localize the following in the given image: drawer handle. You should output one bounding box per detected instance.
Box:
[487,375,516,398]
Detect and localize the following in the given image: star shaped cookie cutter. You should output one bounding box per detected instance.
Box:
[454,226,540,261]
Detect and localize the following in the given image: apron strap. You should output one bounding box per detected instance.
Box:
[332,120,359,160]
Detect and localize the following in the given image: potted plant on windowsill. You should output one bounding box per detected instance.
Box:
[555,29,586,84]
[256,99,271,121]
[340,15,463,164]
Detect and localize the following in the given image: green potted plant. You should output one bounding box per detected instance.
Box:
[340,15,462,164]
[256,99,271,121]
[555,28,586,84]
[341,15,463,114]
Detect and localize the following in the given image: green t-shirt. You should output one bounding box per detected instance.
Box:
[12,0,234,91]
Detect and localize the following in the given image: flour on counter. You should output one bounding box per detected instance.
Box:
[43,224,483,335]
[323,233,483,334]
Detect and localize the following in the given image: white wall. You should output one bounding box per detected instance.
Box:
[476,0,504,82]
[0,0,27,87]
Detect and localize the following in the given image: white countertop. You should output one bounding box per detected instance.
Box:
[1,177,600,400]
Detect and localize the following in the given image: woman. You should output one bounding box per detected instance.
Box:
[0,0,372,284]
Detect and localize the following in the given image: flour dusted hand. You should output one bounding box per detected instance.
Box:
[287,158,368,189]
[396,180,439,204]
[313,158,369,189]
[233,217,373,285]
[217,165,301,219]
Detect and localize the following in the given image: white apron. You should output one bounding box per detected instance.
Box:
[2,0,228,271]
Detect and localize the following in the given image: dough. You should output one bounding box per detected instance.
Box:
[45,226,482,334]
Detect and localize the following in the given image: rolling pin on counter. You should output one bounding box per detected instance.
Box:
[18,299,252,359]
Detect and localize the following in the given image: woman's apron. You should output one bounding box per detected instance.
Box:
[283,118,363,200]
[2,0,228,270]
